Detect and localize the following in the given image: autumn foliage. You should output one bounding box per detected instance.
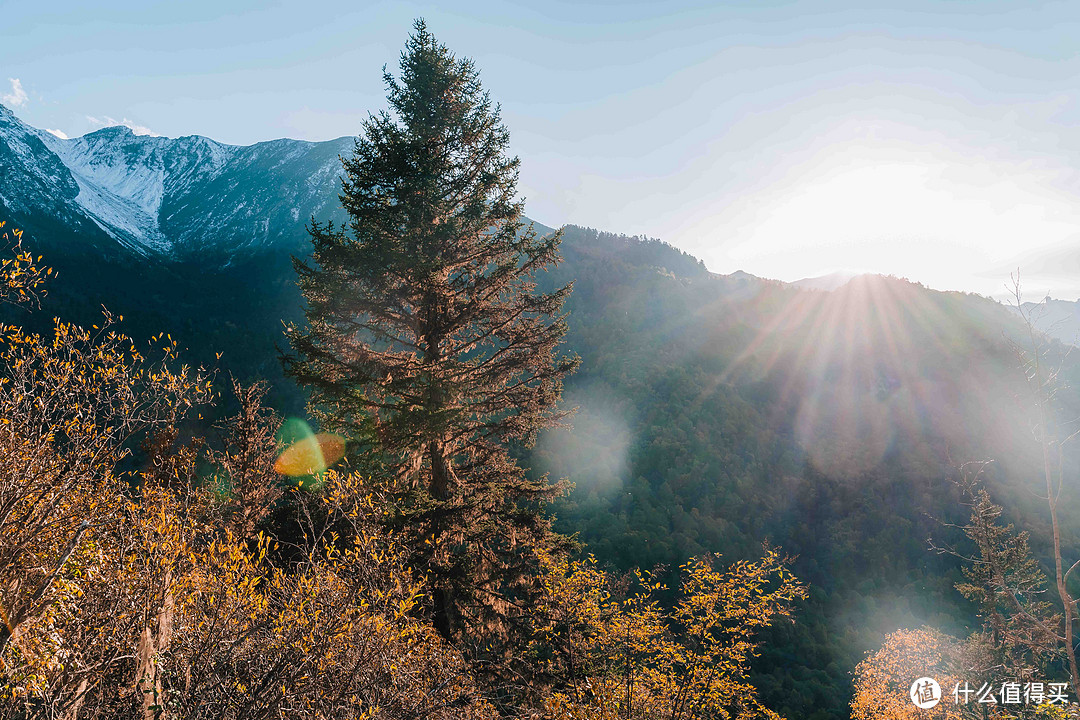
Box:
[0,221,813,719]
[0,228,496,719]
[533,550,807,719]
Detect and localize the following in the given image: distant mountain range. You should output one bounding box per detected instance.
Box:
[0,103,351,261]
[4,104,1080,719]
[1010,296,1080,347]
[793,271,1080,348]
[791,270,861,291]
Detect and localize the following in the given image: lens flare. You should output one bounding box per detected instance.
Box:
[274,418,347,476]
[703,273,1018,480]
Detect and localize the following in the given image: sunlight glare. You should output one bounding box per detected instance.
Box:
[712,145,1080,296]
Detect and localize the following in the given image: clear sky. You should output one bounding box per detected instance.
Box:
[5,0,1080,298]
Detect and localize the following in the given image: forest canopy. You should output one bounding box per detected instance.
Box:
[0,23,813,720]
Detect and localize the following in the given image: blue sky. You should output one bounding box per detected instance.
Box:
[5,0,1080,297]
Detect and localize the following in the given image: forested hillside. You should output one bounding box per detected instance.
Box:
[4,28,1080,714]
[8,215,1079,717]
[535,226,1080,718]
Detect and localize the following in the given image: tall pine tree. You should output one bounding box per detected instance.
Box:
[286,19,577,682]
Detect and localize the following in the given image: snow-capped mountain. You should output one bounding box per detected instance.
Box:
[0,103,565,414]
[0,104,351,260]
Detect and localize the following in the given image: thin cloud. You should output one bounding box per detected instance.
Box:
[45,128,69,139]
[85,114,161,137]
[2,79,28,108]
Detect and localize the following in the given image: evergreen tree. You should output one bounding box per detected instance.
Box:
[931,463,1063,680]
[954,483,1062,673]
[286,19,578,683]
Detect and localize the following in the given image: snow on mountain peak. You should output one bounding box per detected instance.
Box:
[0,107,353,259]
[33,124,172,253]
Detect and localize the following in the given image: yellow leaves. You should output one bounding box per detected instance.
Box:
[139,469,486,715]
[0,270,221,708]
[0,288,492,717]
[533,548,806,720]
[0,223,52,308]
[852,628,969,720]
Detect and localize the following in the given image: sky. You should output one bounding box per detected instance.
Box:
[5,0,1080,298]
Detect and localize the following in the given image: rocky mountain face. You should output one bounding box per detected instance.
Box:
[0,105,358,412]
[0,103,351,261]
[0,106,560,412]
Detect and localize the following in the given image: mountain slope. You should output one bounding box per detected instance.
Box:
[0,103,351,260]
[790,270,861,291]
[535,238,1079,719]
[4,107,1080,719]
[1010,297,1080,348]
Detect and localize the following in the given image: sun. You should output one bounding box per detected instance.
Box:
[709,144,1080,297]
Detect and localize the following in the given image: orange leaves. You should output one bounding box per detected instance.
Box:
[851,628,968,720]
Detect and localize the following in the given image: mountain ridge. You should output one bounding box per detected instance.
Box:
[0,103,352,260]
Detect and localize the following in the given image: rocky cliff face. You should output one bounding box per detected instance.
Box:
[0,104,351,261]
